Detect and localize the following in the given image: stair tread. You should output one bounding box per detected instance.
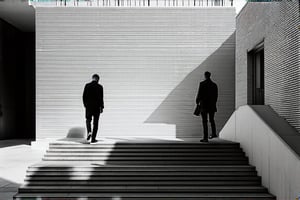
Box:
[49,142,239,145]
[24,180,261,185]
[29,164,255,167]
[42,156,248,159]
[43,156,247,160]
[19,185,268,192]
[26,172,257,176]
[45,152,244,155]
[24,177,261,181]
[49,143,239,145]
[49,147,240,150]
[27,166,255,173]
[15,192,276,198]
[15,141,275,199]
[47,149,243,152]
[49,144,240,149]
[21,184,266,187]
[41,159,249,164]
[27,170,256,173]
[41,160,249,165]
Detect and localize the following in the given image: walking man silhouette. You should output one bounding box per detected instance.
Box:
[196,71,218,143]
[83,74,104,143]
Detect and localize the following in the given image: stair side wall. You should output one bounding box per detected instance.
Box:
[220,105,300,200]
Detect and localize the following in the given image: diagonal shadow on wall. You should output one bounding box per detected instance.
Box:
[144,32,236,139]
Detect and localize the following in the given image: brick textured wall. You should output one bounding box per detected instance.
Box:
[236,1,300,132]
[36,7,236,139]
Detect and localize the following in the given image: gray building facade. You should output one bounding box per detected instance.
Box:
[236,0,300,132]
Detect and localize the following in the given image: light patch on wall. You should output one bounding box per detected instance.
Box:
[234,0,247,14]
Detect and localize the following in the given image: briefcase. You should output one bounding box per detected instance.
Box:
[193,104,201,116]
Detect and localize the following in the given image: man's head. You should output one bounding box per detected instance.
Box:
[204,71,211,80]
[92,74,100,82]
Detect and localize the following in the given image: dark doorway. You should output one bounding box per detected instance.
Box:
[248,43,264,105]
[0,19,35,140]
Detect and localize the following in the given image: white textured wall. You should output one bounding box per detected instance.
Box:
[36,7,235,139]
[220,105,300,200]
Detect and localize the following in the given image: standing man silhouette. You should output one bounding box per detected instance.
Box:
[196,71,218,143]
[83,74,104,143]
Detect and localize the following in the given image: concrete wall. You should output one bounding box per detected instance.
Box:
[220,105,300,200]
[0,19,35,140]
[36,7,236,139]
[235,1,300,132]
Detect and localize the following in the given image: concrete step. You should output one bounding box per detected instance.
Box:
[49,142,240,146]
[27,165,256,172]
[47,147,243,151]
[46,148,243,152]
[44,154,247,159]
[18,185,269,193]
[48,143,240,149]
[41,158,249,164]
[24,176,261,181]
[23,180,262,186]
[15,141,275,200]
[14,192,276,199]
[41,156,248,160]
[25,171,257,176]
[44,152,245,157]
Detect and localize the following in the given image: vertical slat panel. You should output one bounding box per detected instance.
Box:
[30,0,234,7]
[36,7,236,139]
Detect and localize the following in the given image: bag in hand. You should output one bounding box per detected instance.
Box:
[193,104,201,116]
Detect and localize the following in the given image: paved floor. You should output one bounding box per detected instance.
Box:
[0,140,45,200]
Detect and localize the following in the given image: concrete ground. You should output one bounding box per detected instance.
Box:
[0,140,45,200]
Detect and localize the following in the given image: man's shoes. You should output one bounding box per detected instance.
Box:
[91,139,98,143]
[87,133,92,141]
[209,135,218,139]
[200,138,208,143]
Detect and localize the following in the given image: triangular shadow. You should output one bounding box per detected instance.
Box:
[144,32,236,139]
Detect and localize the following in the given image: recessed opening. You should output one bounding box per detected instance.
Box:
[248,42,264,105]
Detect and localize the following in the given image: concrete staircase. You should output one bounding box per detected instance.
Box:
[14,140,276,199]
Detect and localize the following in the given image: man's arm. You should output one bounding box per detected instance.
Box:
[214,83,218,103]
[99,85,104,113]
[100,86,104,109]
[196,82,202,104]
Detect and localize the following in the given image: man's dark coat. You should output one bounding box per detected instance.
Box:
[196,78,218,112]
[83,81,104,110]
